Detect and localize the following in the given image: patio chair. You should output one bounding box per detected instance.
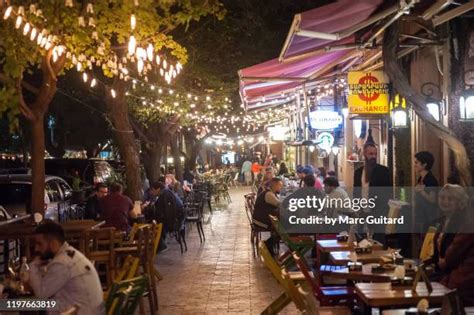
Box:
[185,191,206,242]
[292,252,355,307]
[269,215,314,267]
[106,276,148,315]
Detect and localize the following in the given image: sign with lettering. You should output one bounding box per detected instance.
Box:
[348,71,390,114]
[309,110,343,130]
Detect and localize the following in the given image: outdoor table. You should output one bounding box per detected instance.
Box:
[317,239,383,253]
[0,214,31,227]
[0,220,105,259]
[330,250,393,265]
[324,263,395,282]
[355,282,450,309]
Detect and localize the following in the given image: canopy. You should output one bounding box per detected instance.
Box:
[239,0,386,109]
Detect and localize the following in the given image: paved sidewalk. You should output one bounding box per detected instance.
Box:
[155,186,298,314]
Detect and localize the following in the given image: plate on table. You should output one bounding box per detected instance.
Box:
[382,263,396,270]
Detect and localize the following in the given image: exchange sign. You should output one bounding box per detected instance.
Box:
[348,71,390,114]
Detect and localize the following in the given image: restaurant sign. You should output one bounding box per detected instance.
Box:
[309,110,343,130]
[348,71,390,114]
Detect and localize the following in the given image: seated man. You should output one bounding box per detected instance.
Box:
[257,167,275,195]
[253,178,283,255]
[28,220,105,314]
[100,182,137,233]
[84,183,108,220]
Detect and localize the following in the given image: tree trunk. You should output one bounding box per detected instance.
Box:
[143,142,163,183]
[383,22,472,186]
[30,116,46,213]
[105,79,142,201]
[170,134,183,182]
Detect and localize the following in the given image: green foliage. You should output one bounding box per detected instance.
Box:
[0,0,225,128]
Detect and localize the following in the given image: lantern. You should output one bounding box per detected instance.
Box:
[390,94,408,129]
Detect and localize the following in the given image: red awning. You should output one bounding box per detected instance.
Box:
[238,0,386,109]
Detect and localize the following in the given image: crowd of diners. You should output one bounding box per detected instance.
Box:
[250,143,474,306]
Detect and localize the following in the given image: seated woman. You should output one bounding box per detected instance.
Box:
[437,188,474,306]
[430,184,469,277]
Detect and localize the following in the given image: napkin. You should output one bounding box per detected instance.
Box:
[349,252,358,262]
[394,266,406,279]
[358,239,371,248]
[417,299,429,313]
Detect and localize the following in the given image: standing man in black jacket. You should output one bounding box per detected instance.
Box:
[353,143,392,243]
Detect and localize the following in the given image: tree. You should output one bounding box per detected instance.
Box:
[0,1,224,211]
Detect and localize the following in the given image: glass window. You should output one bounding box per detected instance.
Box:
[46,181,61,202]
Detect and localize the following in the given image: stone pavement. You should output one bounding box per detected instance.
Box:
[155,186,298,314]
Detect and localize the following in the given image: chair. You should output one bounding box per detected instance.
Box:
[60,305,79,315]
[269,215,314,267]
[244,193,265,256]
[292,252,355,307]
[185,191,206,243]
[420,226,438,261]
[259,241,351,314]
[113,225,158,313]
[83,227,117,289]
[106,276,148,315]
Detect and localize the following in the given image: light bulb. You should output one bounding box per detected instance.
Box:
[128,35,136,55]
[76,63,82,71]
[130,14,136,30]
[82,73,88,82]
[23,23,30,35]
[90,78,97,87]
[111,89,116,98]
[15,16,23,29]
[3,6,13,19]
[29,28,37,41]
[146,44,154,61]
[137,59,144,73]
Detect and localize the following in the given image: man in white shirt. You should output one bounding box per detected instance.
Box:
[28,220,105,315]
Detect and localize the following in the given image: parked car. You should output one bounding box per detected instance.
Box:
[0,174,73,221]
[44,158,114,188]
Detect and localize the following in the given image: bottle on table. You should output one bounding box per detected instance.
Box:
[19,257,30,283]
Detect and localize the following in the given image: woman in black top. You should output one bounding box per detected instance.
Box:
[414,151,439,232]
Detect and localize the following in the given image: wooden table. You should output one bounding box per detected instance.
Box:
[0,220,105,258]
[355,282,450,308]
[330,250,393,265]
[317,239,383,253]
[325,263,395,282]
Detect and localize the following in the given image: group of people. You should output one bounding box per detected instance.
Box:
[250,142,474,305]
[84,175,188,252]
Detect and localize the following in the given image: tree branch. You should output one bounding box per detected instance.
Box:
[0,73,40,95]
[129,115,154,146]
[383,22,471,186]
[16,79,36,122]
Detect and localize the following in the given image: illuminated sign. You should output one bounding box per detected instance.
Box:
[348,71,390,114]
[309,110,343,130]
[268,126,290,141]
[316,132,334,151]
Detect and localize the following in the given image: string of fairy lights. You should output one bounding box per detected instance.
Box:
[2,1,349,142]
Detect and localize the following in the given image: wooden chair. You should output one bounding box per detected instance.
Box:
[83,227,117,289]
[269,215,314,267]
[106,276,148,315]
[60,305,79,315]
[420,226,438,261]
[113,224,158,314]
[292,252,355,307]
[104,255,140,300]
[244,193,263,256]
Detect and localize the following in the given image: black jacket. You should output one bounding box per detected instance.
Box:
[353,164,392,219]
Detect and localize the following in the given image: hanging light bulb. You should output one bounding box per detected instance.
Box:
[76,62,82,71]
[22,23,30,35]
[111,89,116,98]
[82,72,88,82]
[52,50,58,62]
[15,16,23,29]
[45,41,52,50]
[130,14,136,30]
[155,55,161,65]
[137,59,144,73]
[90,78,97,87]
[3,6,13,19]
[146,43,154,61]
[29,28,37,41]
[128,35,136,55]
[163,59,167,69]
